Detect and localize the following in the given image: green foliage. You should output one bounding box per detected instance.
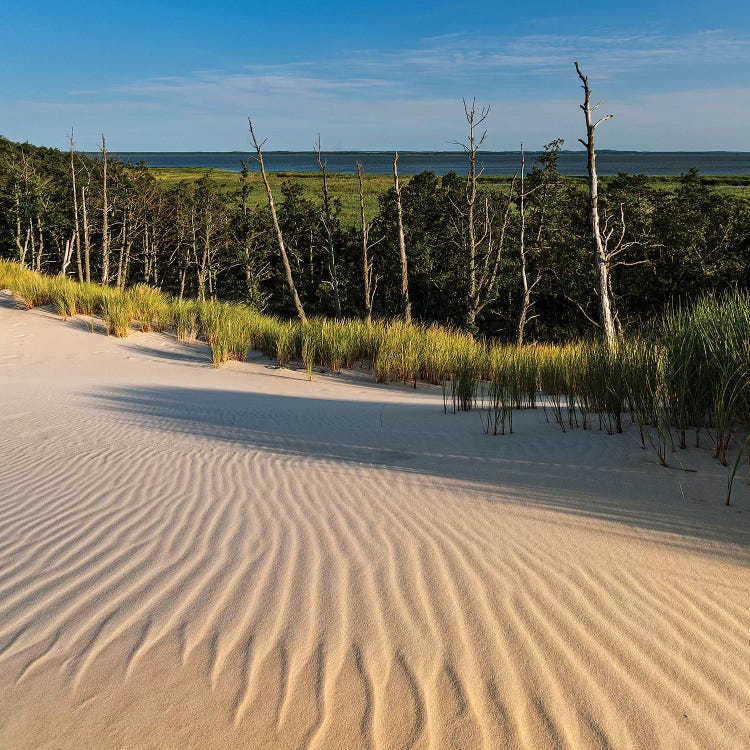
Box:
[2,136,750,341]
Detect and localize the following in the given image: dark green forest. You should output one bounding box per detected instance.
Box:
[2,134,748,342]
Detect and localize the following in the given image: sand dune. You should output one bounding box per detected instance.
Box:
[0,292,748,750]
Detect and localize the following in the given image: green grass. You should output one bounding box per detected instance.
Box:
[151,168,395,225]
[151,168,750,228]
[100,289,132,337]
[2,259,747,503]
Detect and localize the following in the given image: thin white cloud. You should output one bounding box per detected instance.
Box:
[2,30,749,151]
[347,29,750,79]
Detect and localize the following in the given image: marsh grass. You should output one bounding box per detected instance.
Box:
[48,278,78,318]
[101,290,132,337]
[11,275,55,309]
[480,369,514,435]
[274,321,299,367]
[75,283,106,317]
[660,293,750,475]
[128,284,171,333]
[173,299,199,343]
[197,301,255,366]
[3,261,749,503]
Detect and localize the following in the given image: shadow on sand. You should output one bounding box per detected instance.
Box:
[87,384,750,557]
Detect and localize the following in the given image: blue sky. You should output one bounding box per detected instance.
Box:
[1,1,749,151]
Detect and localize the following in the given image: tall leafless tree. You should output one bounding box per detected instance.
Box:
[517,144,533,344]
[356,161,378,321]
[392,152,411,323]
[60,232,76,276]
[574,62,616,349]
[316,135,342,317]
[461,98,489,328]
[238,162,268,307]
[452,99,514,330]
[81,174,92,283]
[516,142,557,345]
[248,119,307,323]
[69,131,83,281]
[100,134,110,285]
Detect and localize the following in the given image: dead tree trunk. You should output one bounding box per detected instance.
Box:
[462,99,489,328]
[101,135,110,285]
[248,119,307,323]
[238,162,265,306]
[143,222,152,285]
[116,210,129,290]
[28,218,36,271]
[316,136,342,317]
[516,143,557,345]
[392,152,411,323]
[575,62,616,350]
[33,215,43,272]
[81,183,91,283]
[517,144,531,345]
[60,232,76,276]
[356,161,376,321]
[14,193,30,267]
[69,131,83,282]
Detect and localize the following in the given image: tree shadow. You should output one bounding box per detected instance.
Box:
[87,384,750,558]
[0,292,22,310]
[122,342,213,364]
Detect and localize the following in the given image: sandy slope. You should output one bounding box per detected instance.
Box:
[0,292,748,750]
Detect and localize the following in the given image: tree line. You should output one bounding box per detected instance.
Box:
[2,84,749,344]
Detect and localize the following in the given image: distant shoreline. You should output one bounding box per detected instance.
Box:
[83,150,750,177]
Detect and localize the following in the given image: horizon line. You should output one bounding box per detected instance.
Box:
[78,149,750,155]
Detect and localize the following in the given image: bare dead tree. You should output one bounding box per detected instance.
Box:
[574,63,649,345]
[14,162,44,274]
[453,98,514,329]
[192,180,218,302]
[462,98,489,328]
[12,153,33,266]
[174,190,195,300]
[238,162,269,307]
[574,62,616,349]
[60,231,76,276]
[356,161,380,320]
[392,152,411,323]
[81,176,92,283]
[516,143,552,345]
[448,101,515,329]
[34,212,44,272]
[474,184,516,320]
[115,218,125,288]
[101,134,110,285]
[116,205,131,291]
[248,118,307,323]
[316,135,342,317]
[17,225,31,267]
[517,144,533,344]
[69,130,83,282]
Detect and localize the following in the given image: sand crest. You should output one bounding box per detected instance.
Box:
[0,292,748,749]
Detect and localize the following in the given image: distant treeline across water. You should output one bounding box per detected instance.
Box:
[105,151,750,176]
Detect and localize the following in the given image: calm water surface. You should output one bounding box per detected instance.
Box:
[107,151,750,176]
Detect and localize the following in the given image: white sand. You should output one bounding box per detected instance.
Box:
[0,291,748,750]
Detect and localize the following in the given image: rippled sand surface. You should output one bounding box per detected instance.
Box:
[1,292,748,750]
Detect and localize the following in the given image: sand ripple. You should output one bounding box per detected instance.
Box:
[0,296,748,749]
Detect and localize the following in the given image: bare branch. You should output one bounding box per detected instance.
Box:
[248,117,307,323]
[611,259,651,268]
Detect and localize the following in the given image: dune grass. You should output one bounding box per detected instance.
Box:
[2,259,748,502]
